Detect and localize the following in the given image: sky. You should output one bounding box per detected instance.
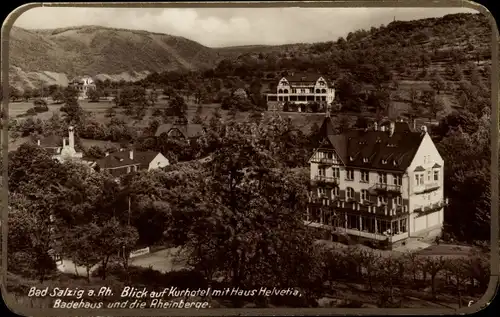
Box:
[12,6,479,47]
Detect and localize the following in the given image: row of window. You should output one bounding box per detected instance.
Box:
[278,88,330,94]
[318,167,403,185]
[318,187,403,206]
[415,170,439,186]
[308,209,408,235]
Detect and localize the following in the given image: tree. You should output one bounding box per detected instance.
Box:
[8,199,57,282]
[421,256,447,298]
[8,143,65,193]
[59,223,102,282]
[429,73,446,94]
[192,105,203,124]
[169,120,324,306]
[87,88,101,103]
[165,95,188,118]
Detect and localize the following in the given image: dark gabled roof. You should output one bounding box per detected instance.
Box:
[37,134,62,148]
[319,116,337,136]
[321,121,424,172]
[95,150,160,169]
[283,73,330,84]
[414,166,426,172]
[154,123,204,138]
[432,163,442,168]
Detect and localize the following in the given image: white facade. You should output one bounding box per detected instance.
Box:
[148,153,170,170]
[266,75,335,110]
[307,122,446,247]
[69,76,96,100]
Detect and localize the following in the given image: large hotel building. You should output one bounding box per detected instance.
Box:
[266,73,335,111]
[307,115,447,249]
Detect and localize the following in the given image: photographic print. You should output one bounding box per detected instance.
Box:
[1,1,496,315]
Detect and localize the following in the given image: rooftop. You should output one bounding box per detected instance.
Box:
[318,118,425,172]
[155,123,204,138]
[95,150,159,169]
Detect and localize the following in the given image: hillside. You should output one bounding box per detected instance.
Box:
[9,25,221,90]
[8,13,493,93]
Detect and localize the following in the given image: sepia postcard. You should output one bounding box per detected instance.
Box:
[1,1,498,316]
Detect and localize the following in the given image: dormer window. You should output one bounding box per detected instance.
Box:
[349,156,354,161]
[382,159,388,164]
[376,139,382,143]
[363,158,369,163]
[387,143,396,148]
[393,160,397,166]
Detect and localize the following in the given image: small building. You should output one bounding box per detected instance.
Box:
[92,149,169,178]
[266,73,335,112]
[154,117,205,142]
[68,75,96,100]
[35,126,84,162]
[307,114,447,249]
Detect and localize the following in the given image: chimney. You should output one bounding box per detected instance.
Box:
[129,150,134,160]
[374,122,378,131]
[63,138,67,147]
[389,121,395,137]
[68,126,75,149]
[37,139,40,146]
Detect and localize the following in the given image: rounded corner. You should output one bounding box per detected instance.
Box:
[0,283,32,317]
[462,0,500,38]
[456,275,499,314]
[1,3,43,38]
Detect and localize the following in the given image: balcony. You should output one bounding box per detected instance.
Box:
[311,175,339,185]
[369,183,402,194]
[414,183,441,195]
[310,157,336,165]
[414,199,448,216]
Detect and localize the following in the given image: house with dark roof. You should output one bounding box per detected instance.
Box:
[266,72,335,112]
[91,149,169,178]
[307,113,446,249]
[154,117,205,142]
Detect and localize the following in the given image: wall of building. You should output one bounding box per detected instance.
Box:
[407,131,445,236]
[148,153,170,170]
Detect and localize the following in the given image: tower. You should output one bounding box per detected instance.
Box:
[68,126,75,150]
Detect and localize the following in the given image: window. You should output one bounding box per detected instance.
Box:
[393,174,402,186]
[127,166,131,173]
[327,152,333,159]
[361,171,369,182]
[399,218,407,233]
[333,168,340,178]
[378,172,387,184]
[427,171,431,182]
[346,169,354,180]
[415,173,424,186]
[318,188,326,196]
[361,189,369,201]
[382,159,388,164]
[363,158,369,163]
[331,187,340,197]
[434,170,439,181]
[319,167,326,176]
[378,196,387,206]
[393,196,402,206]
[346,187,354,199]
[134,165,138,172]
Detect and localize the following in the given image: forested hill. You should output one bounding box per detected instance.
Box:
[9,12,493,91]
